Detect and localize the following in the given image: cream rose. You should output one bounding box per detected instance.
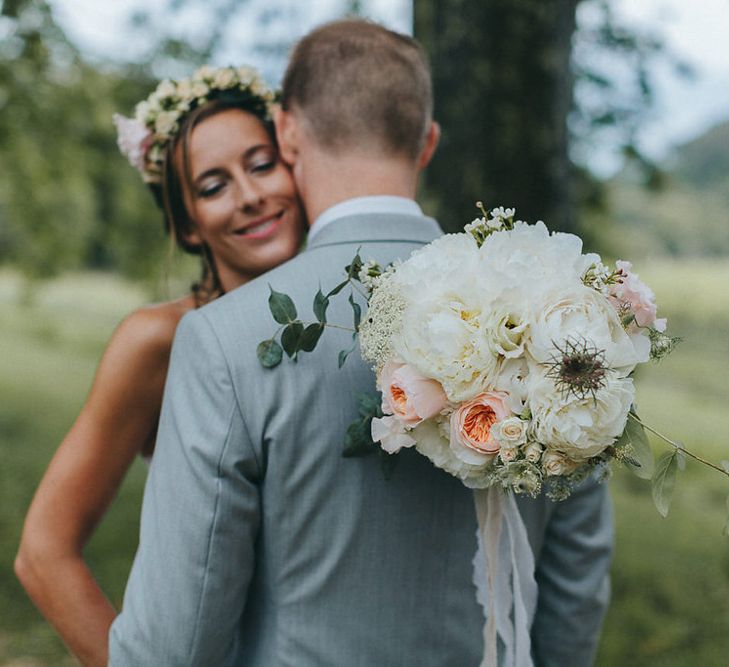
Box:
[213,68,237,89]
[524,442,543,464]
[542,451,579,477]
[492,416,528,447]
[450,392,512,465]
[379,360,448,428]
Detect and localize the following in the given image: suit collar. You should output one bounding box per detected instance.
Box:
[304,212,442,251]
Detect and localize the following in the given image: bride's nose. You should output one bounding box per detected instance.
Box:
[236,179,264,211]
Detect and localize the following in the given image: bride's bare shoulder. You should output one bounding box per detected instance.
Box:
[107,295,196,364]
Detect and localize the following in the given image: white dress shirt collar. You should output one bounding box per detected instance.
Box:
[308,196,423,243]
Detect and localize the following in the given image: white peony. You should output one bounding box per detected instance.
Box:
[528,371,635,461]
[478,222,587,298]
[390,234,500,401]
[528,283,649,376]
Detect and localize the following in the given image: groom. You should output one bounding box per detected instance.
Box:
[109,19,612,666]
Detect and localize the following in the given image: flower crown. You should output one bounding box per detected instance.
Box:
[113,65,276,185]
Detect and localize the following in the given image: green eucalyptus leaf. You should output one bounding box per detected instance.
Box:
[299,323,324,352]
[343,417,375,458]
[349,292,362,331]
[652,451,678,518]
[327,279,349,298]
[358,392,383,418]
[268,286,297,324]
[721,460,729,474]
[619,412,654,480]
[313,289,329,324]
[281,322,304,359]
[256,339,283,368]
[338,348,351,368]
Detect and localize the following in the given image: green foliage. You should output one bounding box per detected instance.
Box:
[651,450,679,518]
[619,411,654,480]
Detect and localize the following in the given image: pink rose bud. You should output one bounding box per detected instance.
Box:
[449,392,512,465]
[379,360,448,428]
[609,260,664,332]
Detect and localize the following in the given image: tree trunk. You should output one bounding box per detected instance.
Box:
[414,0,579,233]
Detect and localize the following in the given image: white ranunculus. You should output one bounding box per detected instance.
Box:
[528,283,649,376]
[480,292,530,359]
[193,65,216,80]
[493,357,530,414]
[528,372,635,461]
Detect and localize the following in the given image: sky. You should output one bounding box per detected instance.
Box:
[50,0,729,175]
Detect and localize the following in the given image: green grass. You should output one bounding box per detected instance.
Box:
[1,263,728,665]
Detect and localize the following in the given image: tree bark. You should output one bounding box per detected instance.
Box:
[415,0,579,233]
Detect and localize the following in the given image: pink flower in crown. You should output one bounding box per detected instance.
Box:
[449,392,512,465]
[379,360,448,428]
[112,114,154,174]
[609,260,667,332]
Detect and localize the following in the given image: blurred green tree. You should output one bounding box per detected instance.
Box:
[0,0,170,286]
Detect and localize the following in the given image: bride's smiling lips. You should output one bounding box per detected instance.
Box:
[233,209,286,239]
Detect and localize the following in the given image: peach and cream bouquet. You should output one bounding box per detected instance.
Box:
[358,204,675,501]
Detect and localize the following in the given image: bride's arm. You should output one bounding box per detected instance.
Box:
[14,307,177,667]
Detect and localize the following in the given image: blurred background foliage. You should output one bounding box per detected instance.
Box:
[0,0,727,665]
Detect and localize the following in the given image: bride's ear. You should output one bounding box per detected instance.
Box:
[418,121,441,170]
[274,107,299,167]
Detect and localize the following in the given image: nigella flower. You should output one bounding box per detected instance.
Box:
[544,336,613,401]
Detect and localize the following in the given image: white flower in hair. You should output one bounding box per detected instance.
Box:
[113,64,276,184]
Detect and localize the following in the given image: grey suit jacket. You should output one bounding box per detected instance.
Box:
[109,213,613,666]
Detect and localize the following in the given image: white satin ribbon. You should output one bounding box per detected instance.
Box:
[473,487,537,667]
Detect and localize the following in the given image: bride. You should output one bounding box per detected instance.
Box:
[14,65,305,667]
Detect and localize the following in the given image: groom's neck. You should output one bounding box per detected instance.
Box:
[300,151,420,225]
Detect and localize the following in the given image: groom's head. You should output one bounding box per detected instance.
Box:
[280,19,433,161]
[275,19,439,212]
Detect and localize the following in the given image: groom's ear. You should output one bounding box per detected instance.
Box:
[274,107,299,167]
[417,121,441,170]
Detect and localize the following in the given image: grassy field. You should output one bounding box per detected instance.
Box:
[1,263,728,666]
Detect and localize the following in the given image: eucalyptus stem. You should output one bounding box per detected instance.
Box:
[628,412,729,478]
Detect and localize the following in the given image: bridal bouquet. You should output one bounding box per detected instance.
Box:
[258,204,721,667]
[357,205,676,501]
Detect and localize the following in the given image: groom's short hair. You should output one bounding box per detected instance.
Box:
[281,19,433,161]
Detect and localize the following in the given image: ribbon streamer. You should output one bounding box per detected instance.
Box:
[473,487,537,667]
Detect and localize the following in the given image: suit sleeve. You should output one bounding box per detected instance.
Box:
[530,475,614,667]
[108,310,261,666]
